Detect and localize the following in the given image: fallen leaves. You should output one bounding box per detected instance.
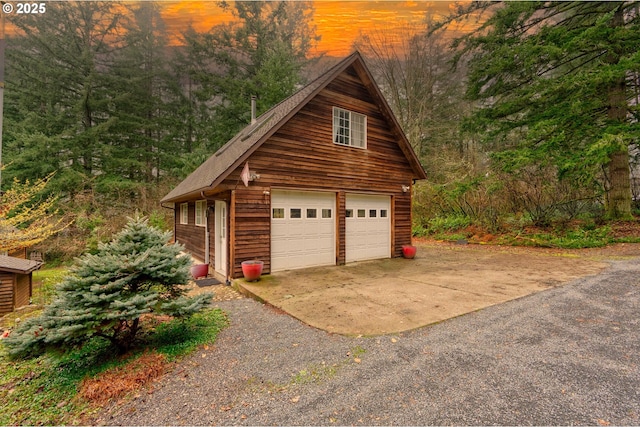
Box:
[79,352,168,405]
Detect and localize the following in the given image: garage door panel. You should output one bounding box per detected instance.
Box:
[346,194,391,263]
[271,190,336,271]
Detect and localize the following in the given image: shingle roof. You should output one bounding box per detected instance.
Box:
[161,51,426,204]
[0,255,42,274]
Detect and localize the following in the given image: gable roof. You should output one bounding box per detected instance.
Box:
[0,255,42,275]
[161,51,427,204]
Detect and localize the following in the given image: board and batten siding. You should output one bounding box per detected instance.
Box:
[218,65,415,277]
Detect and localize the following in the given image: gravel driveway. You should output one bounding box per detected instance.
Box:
[96,258,640,426]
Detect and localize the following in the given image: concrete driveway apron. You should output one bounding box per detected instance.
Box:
[237,242,612,335]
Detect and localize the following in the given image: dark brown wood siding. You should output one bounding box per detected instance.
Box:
[230,188,271,278]
[174,201,206,262]
[218,65,416,277]
[393,192,413,256]
[0,273,15,315]
[15,274,31,309]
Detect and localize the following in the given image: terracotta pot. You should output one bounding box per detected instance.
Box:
[242,260,264,281]
[402,245,417,259]
[190,263,209,279]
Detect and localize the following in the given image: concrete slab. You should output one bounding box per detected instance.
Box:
[236,241,623,336]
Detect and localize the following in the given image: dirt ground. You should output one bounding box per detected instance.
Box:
[226,241,640,336]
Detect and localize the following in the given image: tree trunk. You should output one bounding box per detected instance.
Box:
[604,6,632,219]
[606,150,632,219]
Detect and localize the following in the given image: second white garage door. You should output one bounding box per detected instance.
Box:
[346,194,391,262]
[271,190,336,271]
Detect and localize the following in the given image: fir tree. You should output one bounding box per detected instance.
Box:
[3,216,212,357]
[451,1,640,219]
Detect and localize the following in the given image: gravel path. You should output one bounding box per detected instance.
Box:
[97,259,640,426]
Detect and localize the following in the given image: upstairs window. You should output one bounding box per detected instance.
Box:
[333,107,366,148]
[195,200,207,227]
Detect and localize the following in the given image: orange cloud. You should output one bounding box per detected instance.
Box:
[313,1,458,55]
[160,1,233,34]
[158,1,460,57]
[4,1,468,56]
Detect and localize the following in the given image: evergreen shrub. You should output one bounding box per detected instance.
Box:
[3,216,212,357]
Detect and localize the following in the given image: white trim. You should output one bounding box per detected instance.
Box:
[180,203,189,225]
[332,106,367,149]
[215,200,227,276]
[195,200,207,227]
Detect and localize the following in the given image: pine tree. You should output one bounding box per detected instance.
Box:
[3,216,212,357]
[106,2,184,188]
[178,1,319,151]
[3,1,124,194]
[452,1,640,219]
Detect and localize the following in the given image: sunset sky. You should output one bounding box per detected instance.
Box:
[158,1,460,57]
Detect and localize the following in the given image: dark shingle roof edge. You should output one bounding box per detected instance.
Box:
[0,255,42,274]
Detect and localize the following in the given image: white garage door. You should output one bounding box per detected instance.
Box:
[271,190,336,271]
[346,194,391,262]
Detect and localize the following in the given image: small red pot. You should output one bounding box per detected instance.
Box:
[402,245,417,259]
[190,263,209,279]
[242,260,264,281]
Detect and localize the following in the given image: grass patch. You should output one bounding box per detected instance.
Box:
[0,309,228,425]
[32,266,70,306]
[289,345,367,387]
[500,225,614,249]
[430,232,470,243]
[291,362,340,386]
[149,309,228,360]
[415,214,640,249]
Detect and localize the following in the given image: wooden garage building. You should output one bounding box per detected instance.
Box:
[0,256,41,315]
[161,51,427,280]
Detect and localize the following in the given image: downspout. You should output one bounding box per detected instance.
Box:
[201,191,211,267]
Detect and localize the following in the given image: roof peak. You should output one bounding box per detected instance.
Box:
[160,51,425,204]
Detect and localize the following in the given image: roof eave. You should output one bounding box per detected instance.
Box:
[161,51,427,202]
[162,53,366,204]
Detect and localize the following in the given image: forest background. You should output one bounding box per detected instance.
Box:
[2,1,640,262]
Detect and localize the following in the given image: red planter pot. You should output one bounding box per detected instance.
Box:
[242,260,264,282]
[190,263,209,279]
[402,245,417,259]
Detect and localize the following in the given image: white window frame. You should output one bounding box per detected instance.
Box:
[195,200,207,227]
[333,107,367,149]
[180,203,189,225]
